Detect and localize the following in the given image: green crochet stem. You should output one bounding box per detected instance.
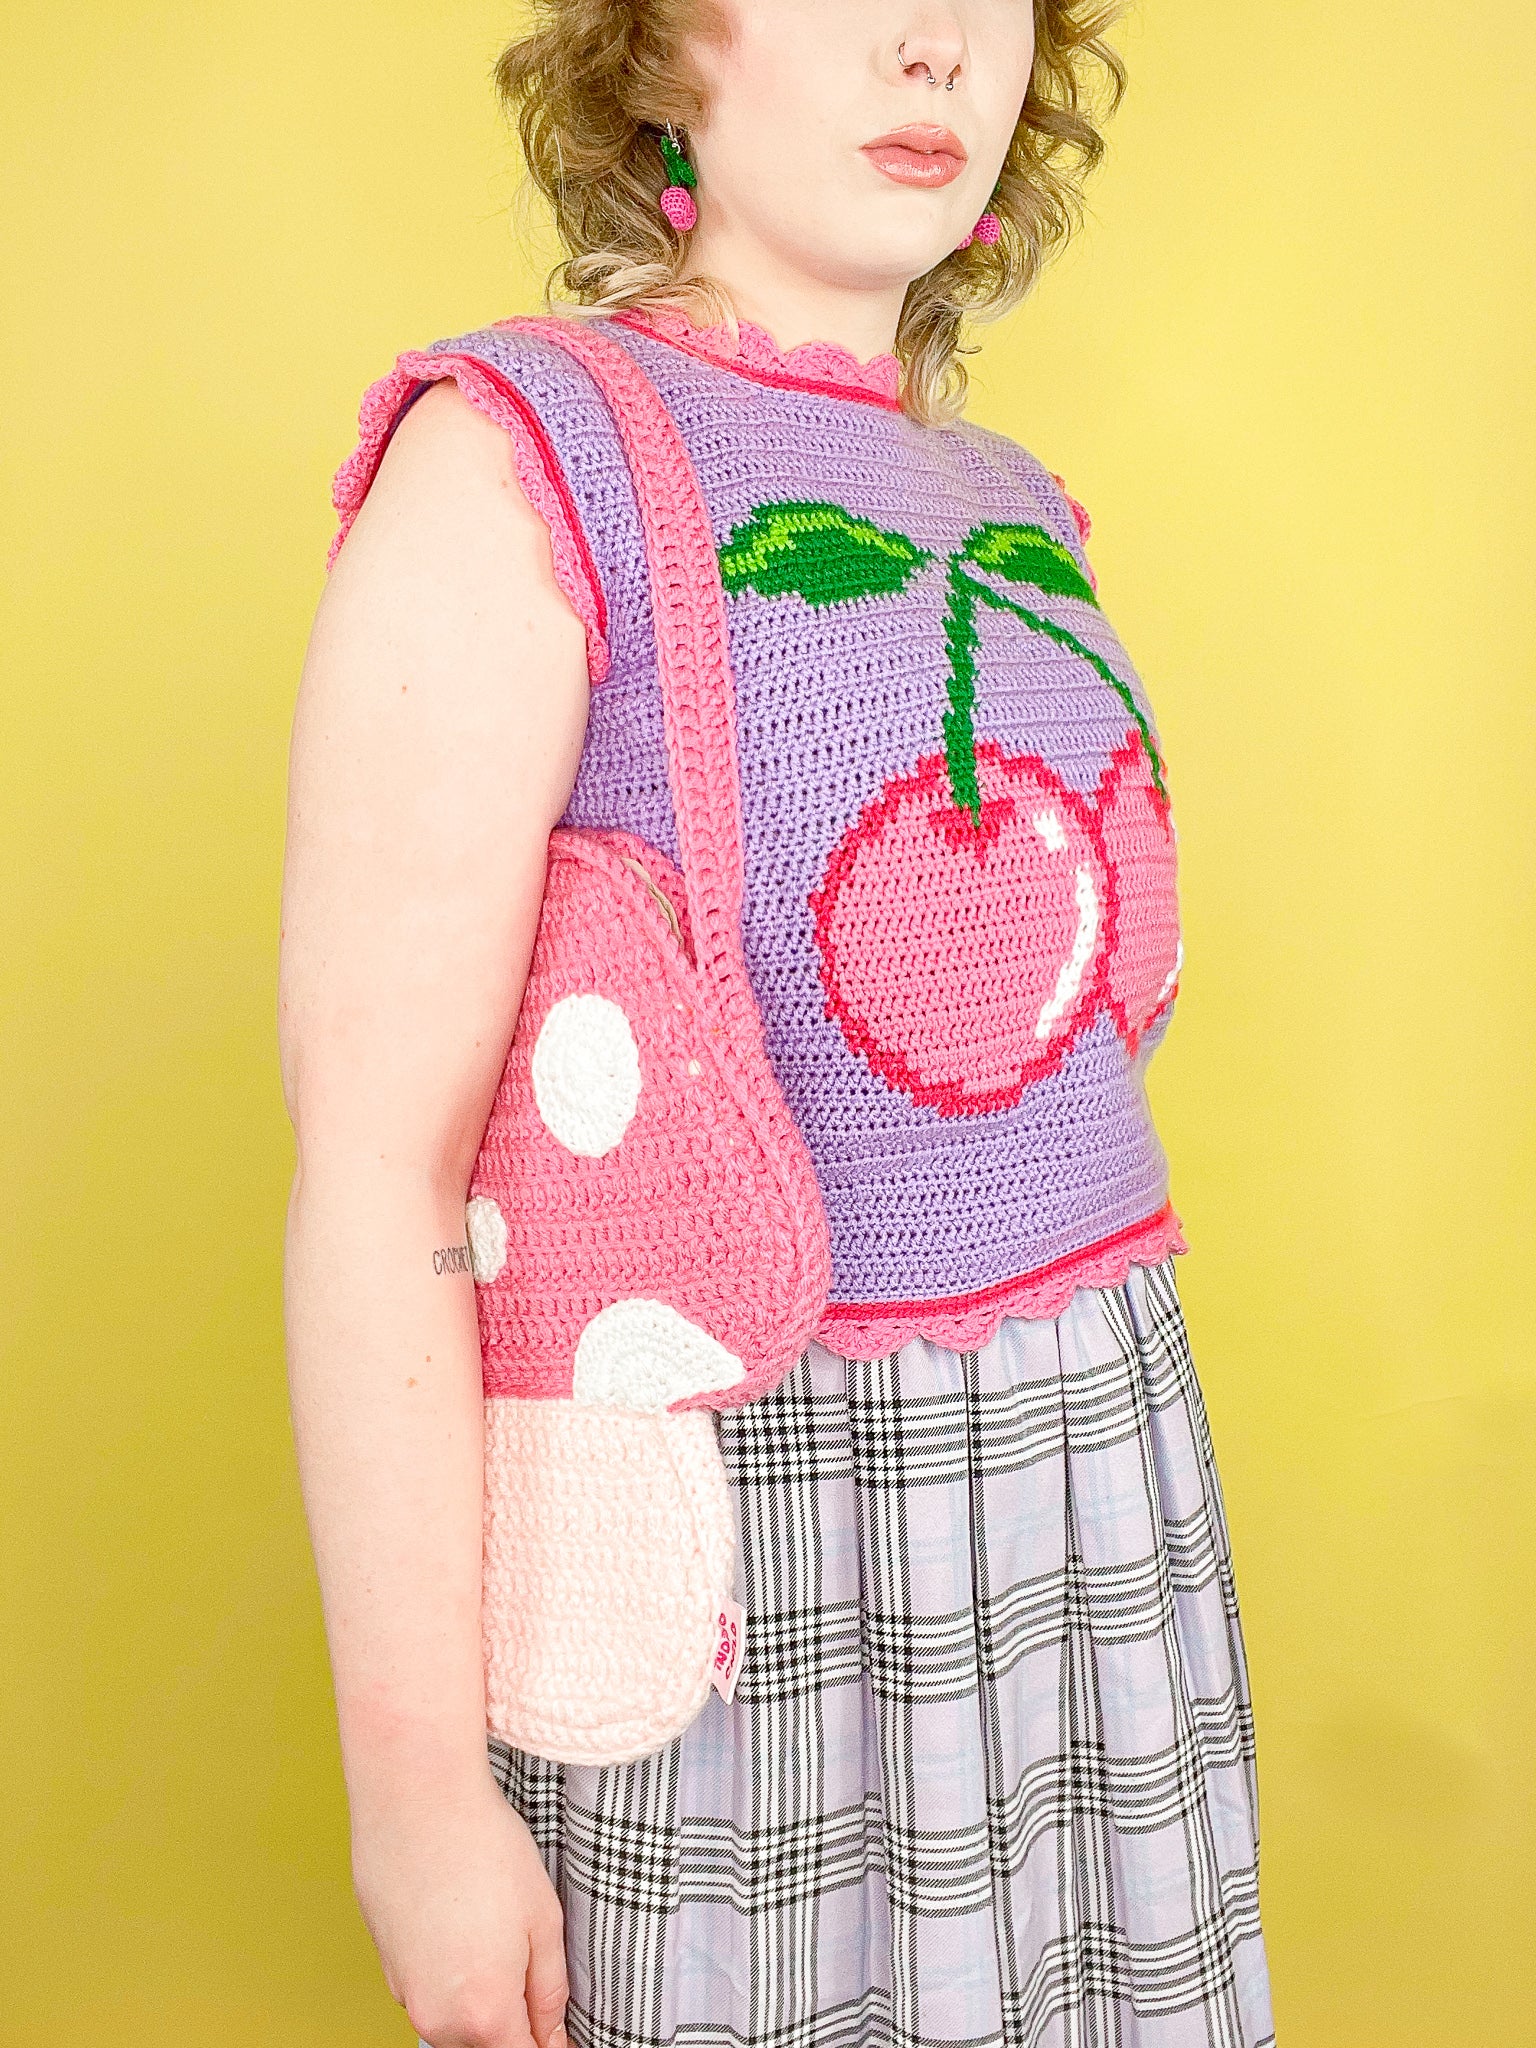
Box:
[941,558,985,820]
[942,563,1168,819]
[714,500,1166,825]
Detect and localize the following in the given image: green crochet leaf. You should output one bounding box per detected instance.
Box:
[959,522,1097,607]
[718,501,930,609]
[658,133,697,190]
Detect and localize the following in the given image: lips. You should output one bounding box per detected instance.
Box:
[862,124,968,188]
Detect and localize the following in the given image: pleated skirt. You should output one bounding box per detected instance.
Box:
[486,1255,1275,2048]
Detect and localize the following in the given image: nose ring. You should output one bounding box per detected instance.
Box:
[899,41,961,89]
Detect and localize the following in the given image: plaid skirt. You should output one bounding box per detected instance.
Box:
[484,1256,1274,2048]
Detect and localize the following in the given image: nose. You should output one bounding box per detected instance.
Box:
[897,17,966,91]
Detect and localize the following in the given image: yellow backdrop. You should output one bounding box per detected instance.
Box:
[5,2,1532,2040]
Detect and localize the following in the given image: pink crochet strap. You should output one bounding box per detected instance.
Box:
[513,317,754,1020]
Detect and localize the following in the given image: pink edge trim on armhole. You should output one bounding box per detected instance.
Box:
[813,1202,1188,1360]
[1049,471,1097,596]
[328,350,611,686]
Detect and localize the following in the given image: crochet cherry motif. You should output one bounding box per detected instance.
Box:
[1096,729,1183,1055]
[718,504,1180,1111]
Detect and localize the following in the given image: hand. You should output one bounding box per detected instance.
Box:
[351,1770,568,2048]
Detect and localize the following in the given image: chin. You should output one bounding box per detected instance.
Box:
[795,217,961,295]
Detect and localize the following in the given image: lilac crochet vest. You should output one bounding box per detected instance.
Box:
[334,307,1187,1354]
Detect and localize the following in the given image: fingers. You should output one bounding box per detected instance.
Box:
[523,1899,571,2048]
[407,1992,531,2048]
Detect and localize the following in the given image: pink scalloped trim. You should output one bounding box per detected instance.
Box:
[613,305,903,411]
[1049,472,1093,545]
[328,350,610,685]
[814,1202,1189,1359]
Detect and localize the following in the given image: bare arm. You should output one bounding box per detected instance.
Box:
[278,378,589,2048]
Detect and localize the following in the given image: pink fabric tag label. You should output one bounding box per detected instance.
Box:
[710,1598,746,1702]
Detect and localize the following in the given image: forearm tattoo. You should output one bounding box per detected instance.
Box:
[432,1242,474,1277]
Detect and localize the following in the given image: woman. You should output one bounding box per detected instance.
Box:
[278,2,1275,2044]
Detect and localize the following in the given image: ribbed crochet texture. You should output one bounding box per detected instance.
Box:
[334,306,1189,1361]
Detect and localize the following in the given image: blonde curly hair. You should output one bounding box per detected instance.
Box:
[495,1,1126,425]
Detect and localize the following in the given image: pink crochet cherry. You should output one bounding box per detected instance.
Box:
[956,209,1001,250]
[658,127,698,233]
[1093,731,1181,1051]
[811,742,1109,1113]
[660,185,698,232]
[720,505,1165,1110]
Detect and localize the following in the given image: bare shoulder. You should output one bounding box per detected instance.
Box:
[280,371,591,1159]
[291,365,591,908]
[365,377,523,501]
[310,368,590,780]
[328,375,574,612]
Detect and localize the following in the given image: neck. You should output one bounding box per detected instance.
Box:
[677,228,907,362]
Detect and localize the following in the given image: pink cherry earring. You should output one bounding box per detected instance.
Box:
[658,123,698,232]
[956,199,1002,252]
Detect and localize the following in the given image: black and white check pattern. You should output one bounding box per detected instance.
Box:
[488,1259,1274,2047]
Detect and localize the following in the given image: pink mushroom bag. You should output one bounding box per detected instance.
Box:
[461,319,833,1766]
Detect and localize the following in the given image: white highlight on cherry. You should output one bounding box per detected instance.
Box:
[1154,938,1185,1011]
[1035,867,1101,1041]
[531,993,642,1156]
[1032,807,1069,853]
[464,1195,509,1283]
[572,1298,746,1410]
